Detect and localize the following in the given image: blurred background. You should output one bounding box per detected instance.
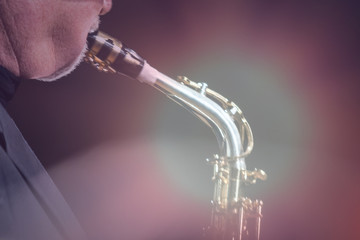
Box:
[6,0,360,239]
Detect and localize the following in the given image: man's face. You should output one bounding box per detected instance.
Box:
[0,0,112,80]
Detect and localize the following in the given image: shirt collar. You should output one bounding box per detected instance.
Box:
[0,65,22,106]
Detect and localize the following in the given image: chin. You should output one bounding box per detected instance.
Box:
[37,44,88,82]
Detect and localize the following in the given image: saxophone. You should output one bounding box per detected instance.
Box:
[85,31,267,240]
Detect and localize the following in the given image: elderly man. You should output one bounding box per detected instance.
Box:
[0,0,112,239]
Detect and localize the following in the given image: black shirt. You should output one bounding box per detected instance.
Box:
[0,66,87,240]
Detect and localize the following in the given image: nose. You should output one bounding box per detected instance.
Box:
[100,0,112,15]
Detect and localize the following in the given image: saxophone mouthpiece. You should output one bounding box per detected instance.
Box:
[86,31,145,78]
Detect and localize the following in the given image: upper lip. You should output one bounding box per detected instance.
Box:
[100,1,112,16]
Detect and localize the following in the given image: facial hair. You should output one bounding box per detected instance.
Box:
[37,44,87,82]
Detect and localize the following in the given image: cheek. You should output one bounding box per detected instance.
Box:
[53,3,101,39]
[51,3,101,68]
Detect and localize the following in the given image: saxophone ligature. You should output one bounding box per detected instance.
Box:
[85,31,267,240]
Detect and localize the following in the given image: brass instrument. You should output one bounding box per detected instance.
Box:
[85,31,267,240]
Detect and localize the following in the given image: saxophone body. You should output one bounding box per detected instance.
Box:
[85,31,267,240]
